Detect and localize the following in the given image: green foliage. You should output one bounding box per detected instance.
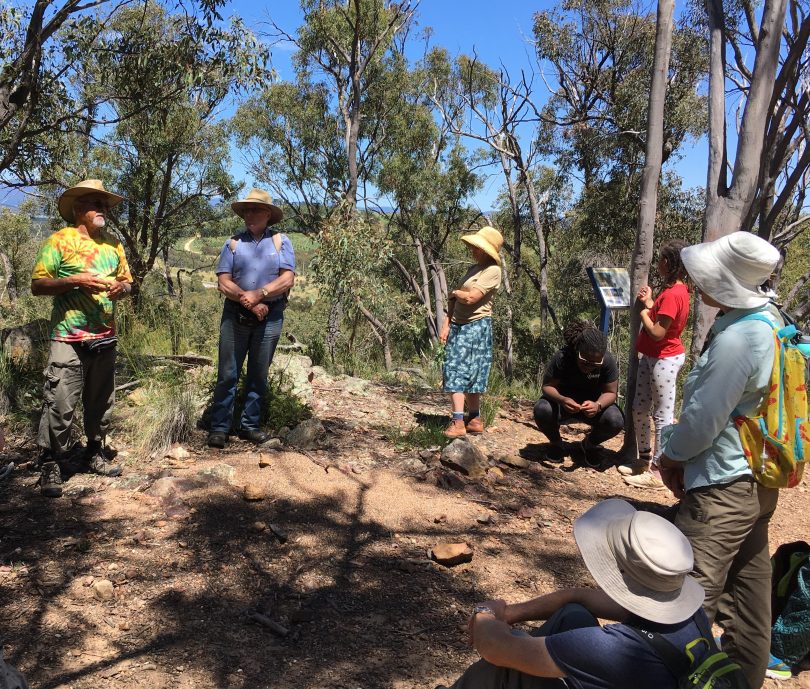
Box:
[380,418,447,451]
[134,379,201,457]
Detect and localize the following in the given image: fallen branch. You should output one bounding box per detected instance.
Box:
[247,611,289,637]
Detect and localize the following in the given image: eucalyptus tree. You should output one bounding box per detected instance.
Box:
[0,0,230,188]
[77,4,268,298]
[235,0,419,361]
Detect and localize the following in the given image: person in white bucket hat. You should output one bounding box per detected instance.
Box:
[658,231,783,688]
[437,499,710,689]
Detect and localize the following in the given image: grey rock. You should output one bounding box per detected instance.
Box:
[286,418,327,450]
[145,477,203,499]
[196,463,236,484]
[498,454,531,469]
[441,438,489,479]
[260,437,283,450]
[271,353,314,402]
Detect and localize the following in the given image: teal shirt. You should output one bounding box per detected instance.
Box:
[662,305,780,491]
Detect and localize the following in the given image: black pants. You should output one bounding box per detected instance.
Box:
[447,603,600,689]
[533,396,624,445]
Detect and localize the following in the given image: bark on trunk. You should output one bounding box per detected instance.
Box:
[622,0,675,457]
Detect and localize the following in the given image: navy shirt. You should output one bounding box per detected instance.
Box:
[545,612,710,689]
[215,229,296,293]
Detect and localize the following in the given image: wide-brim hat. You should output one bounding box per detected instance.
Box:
[58,179,124,223]
[574,499,704,624]
[681,231,781,309]
[461,226,503,265]
[231,188,283,225]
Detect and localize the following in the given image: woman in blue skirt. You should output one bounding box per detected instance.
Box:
[440,226,503,438]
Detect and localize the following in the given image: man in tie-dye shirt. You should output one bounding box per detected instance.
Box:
[31,180,132,497]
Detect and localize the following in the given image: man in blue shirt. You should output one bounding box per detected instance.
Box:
[660,231,783,688]
[208,188,295,448]
[438,499,710,689]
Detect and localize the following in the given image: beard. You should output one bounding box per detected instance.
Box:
[92,215,106,228]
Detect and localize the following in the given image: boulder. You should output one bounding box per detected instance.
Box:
[286,418,327,450]
[196,463,235,484]
[0,319,49,367]
[441,438,489,478]
[271,353,314,402]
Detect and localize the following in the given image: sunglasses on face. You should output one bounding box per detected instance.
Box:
[77,200,108,211]
[577,352,604,367]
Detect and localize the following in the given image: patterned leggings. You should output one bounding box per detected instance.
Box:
[632,352,685,464]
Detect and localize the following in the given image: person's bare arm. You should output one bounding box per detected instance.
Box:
[240,269,295,309]
[32,274,110,296]
[641,311,672,342]
[217,273,244,302]
[451,285,485,305]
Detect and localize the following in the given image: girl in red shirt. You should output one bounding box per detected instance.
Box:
[622,240,691,487]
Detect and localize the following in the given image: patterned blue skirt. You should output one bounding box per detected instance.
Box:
[443,317,493,393]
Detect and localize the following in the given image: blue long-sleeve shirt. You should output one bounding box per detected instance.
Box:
[662,305,780,491]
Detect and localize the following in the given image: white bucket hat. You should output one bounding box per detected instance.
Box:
[574,499,704,624]
[681,231,781,308]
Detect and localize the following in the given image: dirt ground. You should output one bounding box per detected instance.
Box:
[1,373,808,689]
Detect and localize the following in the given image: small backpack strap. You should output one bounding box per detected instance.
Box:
[629,626,691,679]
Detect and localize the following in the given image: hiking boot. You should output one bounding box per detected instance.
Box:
[577,439,607,468]
[465,416,484,434]
[87,452,122,477]
[444,419,466,438]
[238,429,270,444]
[544,443,566,463]
[766,655,793,680]
[40,461,63,498]
[207,432,228,449]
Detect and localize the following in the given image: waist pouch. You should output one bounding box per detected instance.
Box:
[77,336,118,354]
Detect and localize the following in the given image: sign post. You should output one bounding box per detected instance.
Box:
[586,267,632,334]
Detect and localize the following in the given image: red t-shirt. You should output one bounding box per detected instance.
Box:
[636,282,690,358]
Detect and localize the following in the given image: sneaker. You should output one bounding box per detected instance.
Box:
[40,461,63,498]
[207,432,228,449]
[444,419,466,438]
[766,655,793,681]
[465,416,484,434]
[622,471,666,490]
[238,429,270,444]
[87,452,122,477]
[617,461,648,476]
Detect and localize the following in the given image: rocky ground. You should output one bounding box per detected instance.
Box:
[0,360,808,689]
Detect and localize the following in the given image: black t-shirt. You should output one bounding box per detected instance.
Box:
[543,349,619,404]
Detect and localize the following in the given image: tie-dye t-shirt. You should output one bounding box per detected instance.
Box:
[32,227,132,342]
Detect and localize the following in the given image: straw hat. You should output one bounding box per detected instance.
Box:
[681,232,781,308]
[461,226,503,265]
[573,499,704,624]
[58,180,124,223]
[231,188,283,225]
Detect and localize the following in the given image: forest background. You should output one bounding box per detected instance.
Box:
[0,0,808,453]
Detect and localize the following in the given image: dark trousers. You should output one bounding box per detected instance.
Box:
[533,396,624,445]
[447,604,600,689]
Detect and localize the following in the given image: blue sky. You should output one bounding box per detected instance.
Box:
[225,0,709,209]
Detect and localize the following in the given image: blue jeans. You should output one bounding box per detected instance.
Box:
[209,300,284,433]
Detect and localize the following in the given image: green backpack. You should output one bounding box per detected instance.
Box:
[631,613,750,689]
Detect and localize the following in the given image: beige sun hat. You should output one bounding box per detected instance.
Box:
[231,188,283,225]
[58,179,124,223]
[461,226,503,265]
[681,231,781,308]
[573,499,704,624]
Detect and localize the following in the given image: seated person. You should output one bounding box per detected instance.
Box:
[438,499,709,689]
[534,320,623,464]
